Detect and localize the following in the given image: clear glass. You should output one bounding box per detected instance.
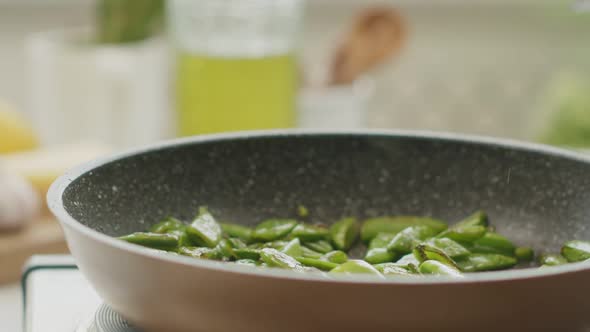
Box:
[167,0,304,136]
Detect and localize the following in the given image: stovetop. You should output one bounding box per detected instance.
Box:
[22,255,137,332]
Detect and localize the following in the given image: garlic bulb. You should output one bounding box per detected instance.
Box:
[0,163,40,231]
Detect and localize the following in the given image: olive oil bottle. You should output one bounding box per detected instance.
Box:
[176,52,297,136]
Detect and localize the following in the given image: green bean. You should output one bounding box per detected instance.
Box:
[121,207,590,277]
[419,260,463,278]
[322,250,348,264]
[368,232,396,250]
[514,247,534,262]
[148,217,191,246]
[296,257,339,271]
[452,211,489,228]
[373,262,417,275]
[456,254,517,272]
[300,246,323,259]
[304,240,334,254]
[365,248,396,264]
[177,246,218,259]
[119,232,179,250]
[395,253,421,269]
[329,217,360,251]
[150,217,185,233]
[221,223,253,243]
[387,225,441,254]
[289,223,329,242]
[329,260,383,277]
[234,248,261,261]
[215,239,236,260]
[436,225,487,243]
[227,237,247,249]
[364,232,397,264]
[561,240,590,262]
[260,248,305,271]
[185,207,222,248]
[413,244,459,270]
[261,240,289,249]
[246,242,263,249]
[468,232,516,256]
[168,229,191,247]
[252,219,298,242]
[426,238,470,259]
[281,238,303,258]
[538,253,568,266]
[360,216,447,243]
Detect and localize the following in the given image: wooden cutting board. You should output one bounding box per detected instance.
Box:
[0,141,112,285]
[0,217,68,284]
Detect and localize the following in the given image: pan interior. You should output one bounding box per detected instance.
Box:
[62,134,590,253]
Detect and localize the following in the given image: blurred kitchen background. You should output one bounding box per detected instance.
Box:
[0,0,589,330]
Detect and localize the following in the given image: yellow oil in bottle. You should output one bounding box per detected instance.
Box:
[175,52,297,136]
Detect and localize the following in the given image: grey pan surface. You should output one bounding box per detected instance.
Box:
[48,130,590,332]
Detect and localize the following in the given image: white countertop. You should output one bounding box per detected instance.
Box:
[0,283,22,332]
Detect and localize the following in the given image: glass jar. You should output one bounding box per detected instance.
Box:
[167,0,305,136]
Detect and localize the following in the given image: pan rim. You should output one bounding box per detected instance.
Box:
[47,128,590,285]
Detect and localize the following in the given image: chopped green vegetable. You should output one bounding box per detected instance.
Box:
[561,240,590,262]
[185,207,222,248]
[150,217,185,233]
[361,216,447,243]
[329,217,359,251]
[322,250,348,264]
[234,248,261,261]
[289,223,329,242]
[296,257,339,271]
[119,208,590,277]
[452,210,489,228]
[260,248,305,271]
[413,244,460,270]
[177,246,218,259]
[304,240,334,254]
[373,262,417,275]
[300,246,323,259]
[119,232,179,250]
[281,238,303,258]
[329,260,383,277]
[538,253,568,266]
[252,219,298,242]
[468,232,516,256]
[456,254,517,272]
[220,223,253,243]
[365,248,396,264]
[388,226,441,254]
[437,225,487,243]
[426,238,470,259]
[419,260,463,278]
[515,247,535,262]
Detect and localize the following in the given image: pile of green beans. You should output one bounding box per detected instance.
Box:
[119,208,590,278]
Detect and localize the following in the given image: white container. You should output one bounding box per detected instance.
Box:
[24,28,172,148]
[297,77,374,129]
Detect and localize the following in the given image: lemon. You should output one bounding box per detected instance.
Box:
[0,101,38,154]
[3,141,112,197]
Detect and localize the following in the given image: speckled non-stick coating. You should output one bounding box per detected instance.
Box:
[62,132,590,253]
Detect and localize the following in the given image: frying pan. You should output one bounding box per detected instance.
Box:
[47,130,590,332]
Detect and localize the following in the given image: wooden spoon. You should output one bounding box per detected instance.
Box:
[329,6,407,85]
